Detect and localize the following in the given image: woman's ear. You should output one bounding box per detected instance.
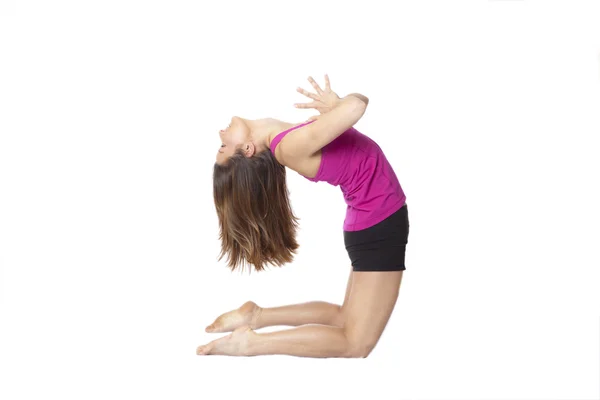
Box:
[243,142,256,157]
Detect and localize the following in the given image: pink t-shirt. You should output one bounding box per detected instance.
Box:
[270,120,406,231]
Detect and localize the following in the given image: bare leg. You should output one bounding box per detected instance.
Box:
[205,266,353,333]
[254,301,342,328]
[197,270,402,358]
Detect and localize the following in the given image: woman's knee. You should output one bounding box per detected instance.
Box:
[342,329,378,358]
[344,342,376,358]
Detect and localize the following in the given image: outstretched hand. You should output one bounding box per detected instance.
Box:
[295,75,342,115]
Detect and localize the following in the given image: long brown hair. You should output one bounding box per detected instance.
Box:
[213,148,300,272]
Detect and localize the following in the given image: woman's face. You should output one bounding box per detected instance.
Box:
[216,116,250,165]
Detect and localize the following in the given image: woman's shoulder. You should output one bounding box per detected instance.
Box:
[271,121,322,178]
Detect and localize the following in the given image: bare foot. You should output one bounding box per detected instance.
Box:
[196,325,256,356]
[205,301,262,333]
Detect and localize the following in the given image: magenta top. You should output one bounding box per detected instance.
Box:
[270,120,406,231]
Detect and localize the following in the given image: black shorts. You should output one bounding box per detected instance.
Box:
[343,203,409,272]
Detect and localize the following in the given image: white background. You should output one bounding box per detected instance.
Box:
[1,0,599,399]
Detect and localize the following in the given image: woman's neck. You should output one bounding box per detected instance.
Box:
[245,118,298,151]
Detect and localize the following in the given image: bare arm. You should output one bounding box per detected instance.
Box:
[304,95,367,153]
[280,94,367,158]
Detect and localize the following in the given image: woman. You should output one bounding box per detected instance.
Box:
[197,75,409,358]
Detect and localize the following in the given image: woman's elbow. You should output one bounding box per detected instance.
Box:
[347,93,369,107]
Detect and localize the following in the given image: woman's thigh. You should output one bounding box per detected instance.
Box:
[342,270,403,351]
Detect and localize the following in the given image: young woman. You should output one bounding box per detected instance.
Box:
[197,75,409,358]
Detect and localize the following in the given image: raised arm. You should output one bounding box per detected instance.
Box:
[300,95,366,155]
[280,76,368,158]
